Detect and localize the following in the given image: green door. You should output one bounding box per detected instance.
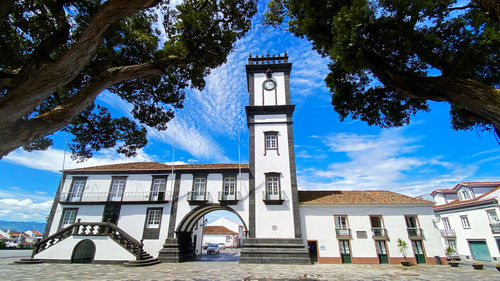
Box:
[376,240,389,264]
[469,241,491,261]
[411,240,426,264]
[339,240,351,263]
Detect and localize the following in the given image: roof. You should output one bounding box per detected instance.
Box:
[434,185,500,211]
[203,226,237,235]
[430,182,500,196]
[65,162,249,172]
[29,230,43,236]
[430,189,455,196]
[298,190,432,205]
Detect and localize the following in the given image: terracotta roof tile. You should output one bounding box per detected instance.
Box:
[430,189,455,195]
[65,162,249,172]
[30,230,43,236]
[203,226,237,235]
[298,190,432,205]
[434,185,500,211]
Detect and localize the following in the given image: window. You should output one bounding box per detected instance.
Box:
[460,215,471,229]
[146,209,162,228]
[266,176,280,199]
[405,215,418,228]
[150,177,167,201]
[109,177,126,201]
[68,178,86,202]
[487,210,500,224]
[442,217,451,230]
[60,208,78,229]
[370,216,386,237]
[192,177,207,200]
[223,177,236,195]
[460,189,470,200]
[264,131,279,155]
[447,239,457,251]
[335,216,348,228]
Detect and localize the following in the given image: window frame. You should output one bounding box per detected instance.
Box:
[67,177,87,202]
[486,209,500,224]
[191,174,208,201]
[264,131,280,156]
[59,208,78,230]
[223,176,237,195]
[460,215,471,229]
[334,215,349,229]
[265,172,281,199]
[460,189,470,200]
[108,176,127,201]
[142,207,163,240]
[150,175,168,201]
[404,215,420,228]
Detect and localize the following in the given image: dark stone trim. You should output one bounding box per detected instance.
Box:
[248,122,256,238]
[58,207,79,231]
[263,172,284,204]
[284,71,291,105]
[247,121,293,125]
[60,201,170,205]
[264,131,279,156]
[43,173,67,239]
[71,239,96,263]
[64,168,249,176]
[287,122,302,239]
[246,63,292,74]
[167,173,182,238]
[107,176,128,201]
[150,175,169,201]
[143,207,163,239]
[245,105,295,118]
[248,72,254,105]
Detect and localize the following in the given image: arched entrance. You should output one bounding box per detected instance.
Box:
[174,204,248,262]
[71,239,96,263]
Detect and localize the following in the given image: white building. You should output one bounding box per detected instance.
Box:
[431,182,500,262]
[31,53,447,265]
[203,217,245,247]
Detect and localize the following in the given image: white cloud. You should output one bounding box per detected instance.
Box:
[0,198,52,222]
[4,147,153,173]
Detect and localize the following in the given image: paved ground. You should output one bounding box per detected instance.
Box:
[0,250,32,258]
[1,257,499,281]
[196,248,240,262]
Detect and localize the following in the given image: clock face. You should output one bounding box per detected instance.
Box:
[263,80,275,90]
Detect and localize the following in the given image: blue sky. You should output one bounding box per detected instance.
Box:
[1,1,499,223]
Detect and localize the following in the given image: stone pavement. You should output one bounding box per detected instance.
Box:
[1,257,499,281]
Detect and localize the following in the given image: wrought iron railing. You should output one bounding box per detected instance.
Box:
[371,228,389,237]
[32,219,144,260]
[218,191,242,201]
[262,191,286,201]
[490,223,500,234]
[335,227,351,237]
[407,227,424,237]
[187,191,210,201]
[59,191,172,203]
[440,229,456,237]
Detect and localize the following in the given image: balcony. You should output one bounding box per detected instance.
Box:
[262,191,285,205]
[218,191,241,205]
[407,227,424,238]
[371,228,389,239]
[440,229,456,238]
[490,223,500,234]
[335,227,352,238]
[187,191,210,205]
[59,191,171,204]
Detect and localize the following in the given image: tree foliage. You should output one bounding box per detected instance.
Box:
[265,0,500,139]
[0,0,256,160]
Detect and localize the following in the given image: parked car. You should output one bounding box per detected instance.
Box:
[217,243,225,250]
[207,244,219,254]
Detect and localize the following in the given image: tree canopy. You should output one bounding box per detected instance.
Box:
[0,0,256,160]
[265,0,499,139]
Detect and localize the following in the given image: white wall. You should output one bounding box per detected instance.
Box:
[253,72,286,106]
[34,236,135,261]
[300,205,445,263]
[49,205,105,236]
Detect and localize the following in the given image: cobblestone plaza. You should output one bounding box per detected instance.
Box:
[1,257,499,281]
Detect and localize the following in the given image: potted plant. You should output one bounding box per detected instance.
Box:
[496,264,500,272]
[472,261,483,270]
[397,238,411,266]
[445,246,459,267]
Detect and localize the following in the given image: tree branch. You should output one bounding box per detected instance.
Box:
[0,57,186,158]
[473,0,500,22]
[0,0,161,127]
[0,0,14,27]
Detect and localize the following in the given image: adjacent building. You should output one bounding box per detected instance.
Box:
[431,182,500,262]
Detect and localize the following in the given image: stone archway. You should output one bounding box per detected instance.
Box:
[71,239,96,264]
[159,204,248,262]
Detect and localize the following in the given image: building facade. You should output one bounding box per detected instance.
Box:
[432,182,500,262]
[32,54,446,265]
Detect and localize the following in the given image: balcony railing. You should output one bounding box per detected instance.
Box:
[60,191,171,203]
[407,227,424,238]
[262,191,285,204]
[187,191,210,205]
[218,191,241,205]
[440,229,456,238]
[490,223,500,234]
[371,228,389,238]
[335,227,352,238]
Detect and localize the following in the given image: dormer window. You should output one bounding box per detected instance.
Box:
[460,189,470,200]
[264,131,279,155]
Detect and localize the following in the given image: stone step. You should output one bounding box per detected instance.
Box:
[239,256,312,264]
[14,258,44,264]
[243,238,305,245]
[123,258,161,267]
[242,243,307,248]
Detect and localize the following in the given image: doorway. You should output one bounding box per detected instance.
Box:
[339,240,351,263]
[469,240,491,261]
[102,204,121,224]
[411,240,426,264]
[71,239,95,263]
[375,240,389,263]
[307,241,318,263]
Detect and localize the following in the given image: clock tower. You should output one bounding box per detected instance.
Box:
[239,53,310,264]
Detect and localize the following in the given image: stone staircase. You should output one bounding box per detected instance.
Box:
[123,249,161,267]
[14,258,44,264]
[239,238,312,264]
